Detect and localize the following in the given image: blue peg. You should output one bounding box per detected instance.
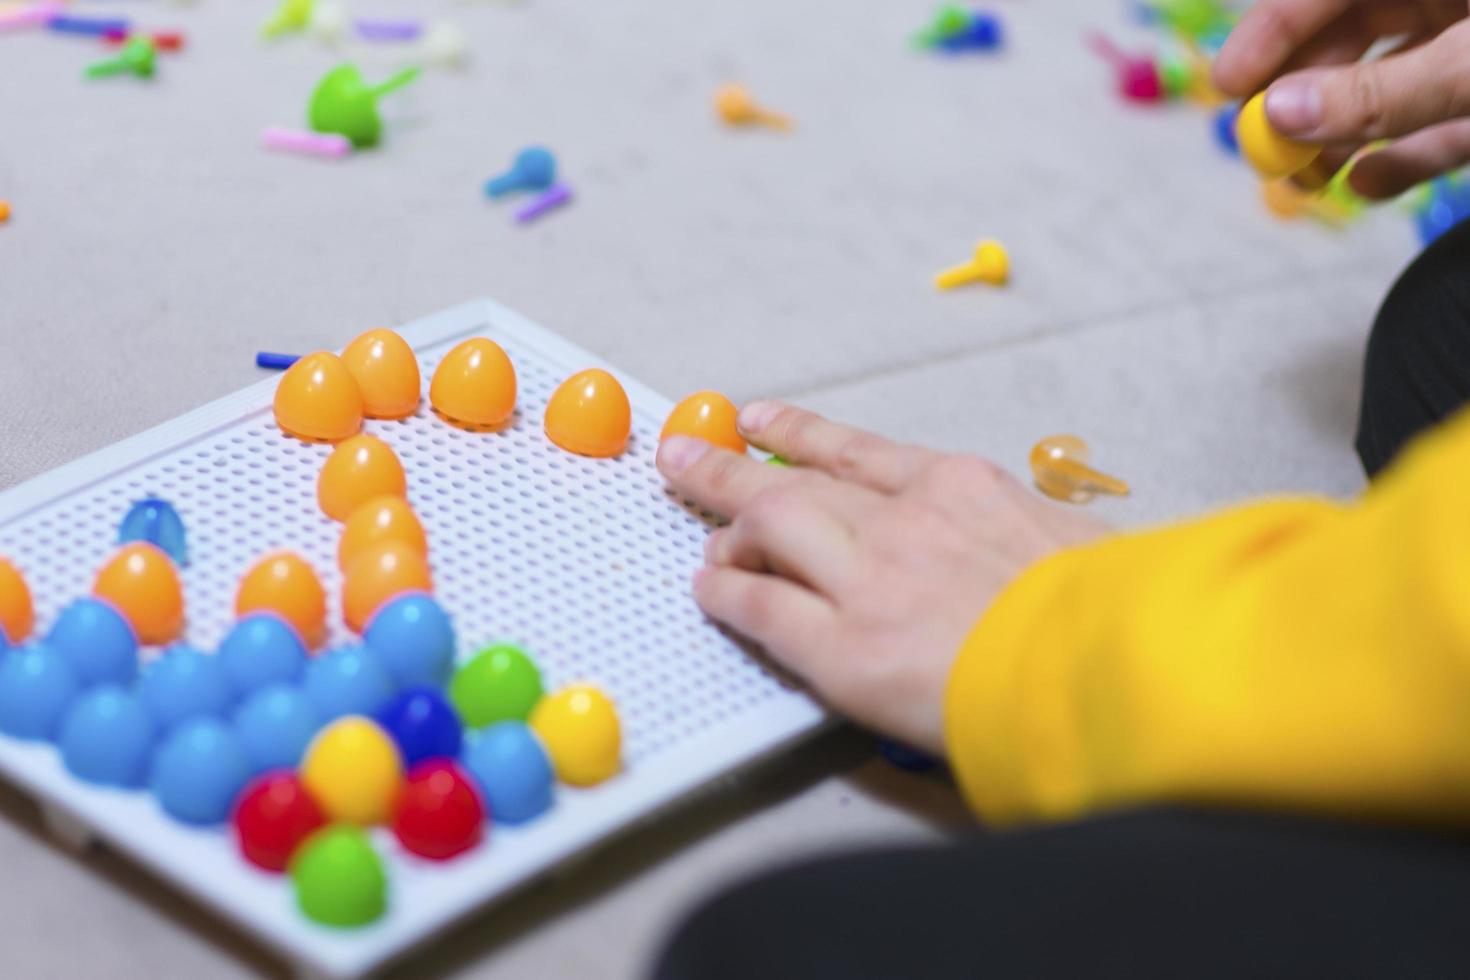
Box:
[255,351,301,370]
[484,147,557,199]
[118,497,187,566]
[117,499,186,567]
[937,11,1003,52]
[49,14,130,36]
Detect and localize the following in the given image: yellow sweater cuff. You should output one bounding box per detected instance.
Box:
[943,544,1092,827]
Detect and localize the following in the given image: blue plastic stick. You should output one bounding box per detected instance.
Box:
[255,352,301,370]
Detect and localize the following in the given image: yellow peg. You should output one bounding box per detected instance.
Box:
[1236,91,1321,180]
[715,83,793,130]
[1029,435,1129,504]
[934,239,1009,290]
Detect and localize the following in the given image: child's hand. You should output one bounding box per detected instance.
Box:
[655,402,1108,756]
[1213,1,1470,199]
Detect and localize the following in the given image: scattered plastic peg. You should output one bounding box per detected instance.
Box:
[484,147,557,198]
[256,351,302,369]
[936,11,1004,53]
[715,84,793,130]
[118,497,188,566]
[0,2,61,32]
[934,239,1009,289]
[308,64,420,149]
[1086,31,1163,103]
[1213,103,1240,156]
[355,17,422,41]
[1150,0,1236,45]
[0,201,9,225]
[103,30,184,52]
[418,21,468,70]
[515,185,572,224]
[1029,435,1129,503]
[1414,177,1470,246]
[261,0,313,39]
[1236,91,1321,180]
[262,127,352,159]
[50,14,130,37]
[84,37,156,80]
[309,0,350,46]
[913,4,971,48]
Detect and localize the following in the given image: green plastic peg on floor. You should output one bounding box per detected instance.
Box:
[307,64,420,149]
[85,37,156,80]
[262,0,313,39]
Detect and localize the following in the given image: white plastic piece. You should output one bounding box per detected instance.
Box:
[0,299,825,979]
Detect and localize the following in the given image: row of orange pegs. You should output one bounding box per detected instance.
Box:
[274,329,635,459]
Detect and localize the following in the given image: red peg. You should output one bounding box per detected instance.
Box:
[103,29,185,52]
[1086,31,1162,103]
[391,760,485,861]
[232,772,327,872]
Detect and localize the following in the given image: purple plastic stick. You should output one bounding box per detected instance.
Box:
[261,127,353,159]
[0,2,61,32]
[255,352,301,370]
[514,184,573,225]
[354,18,422,41]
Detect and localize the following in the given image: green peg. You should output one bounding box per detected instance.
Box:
[84,38,156,80]
[307,64,420,149]
[1159,55,1192,99]
[913,4,971,49]
[261,0,313,39]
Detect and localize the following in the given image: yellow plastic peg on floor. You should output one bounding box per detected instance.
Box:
[934,240,1009,289]
[715,84,792,130]
[1029,435,1129,503]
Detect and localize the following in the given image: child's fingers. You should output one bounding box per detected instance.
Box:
[1348,119,1470,199]
[1264,21,1470,143]
[657,436,800,518]
[1214,0,1355,97]
[692,565,835,680]
[736,401,933,494]
[706,491,860,595]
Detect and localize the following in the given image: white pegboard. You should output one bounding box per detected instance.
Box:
[0,299,826,979]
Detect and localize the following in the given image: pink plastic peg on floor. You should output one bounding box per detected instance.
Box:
[0,1,61,32]
[1086,31,1163,103]
[262,127,353,159]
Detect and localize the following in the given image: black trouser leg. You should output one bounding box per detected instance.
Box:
[653,808,1470,980]
[1358,217,1470,476]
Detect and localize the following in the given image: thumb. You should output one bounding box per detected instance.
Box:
[1264,22,1470,143]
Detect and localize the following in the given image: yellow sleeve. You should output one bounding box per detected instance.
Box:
[946,408,1470,827]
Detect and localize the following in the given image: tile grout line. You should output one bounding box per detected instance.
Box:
[772,258,1402,403]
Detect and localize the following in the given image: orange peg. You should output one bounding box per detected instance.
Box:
[342,540,433,633]
[0,558,34,644]
[661,391,747,454]
[93,543,184,645]
[545,368,631,458]
[429,337,518,428]
[338,496,427,572]
[1029,435,1129,504]
[715,83,793,130]
[237,552,327,649]
[318,434,407,522]
[273,351,364,443]
[341,328,421,420]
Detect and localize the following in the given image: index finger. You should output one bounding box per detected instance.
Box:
[1214,0,1354,97]
[656,435,803,518]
